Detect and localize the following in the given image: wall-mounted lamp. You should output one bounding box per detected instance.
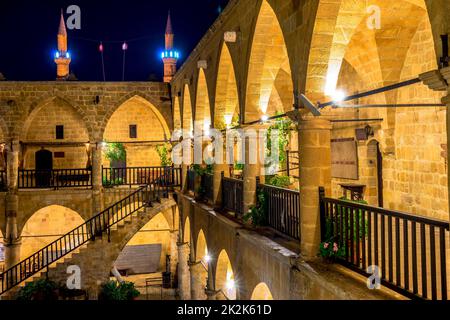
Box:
[355,125,374,141]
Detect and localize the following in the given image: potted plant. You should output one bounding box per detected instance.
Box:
[243,190,267,227]
[98,280,140,301]
[336,197,369,263]
[16,278,59,300]
[319,239,345,263]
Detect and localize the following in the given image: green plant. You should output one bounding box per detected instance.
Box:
[16,278,59,300]
[104,142,126,163]
[156,143,173,167]
[319,239,345,260]
[265,115,293,170]
[266,175,291,188]
[243,190,267,227]
[234,162,244,171]
[337,197,369,240]
[191,164,213,176]
[98,280,140,301]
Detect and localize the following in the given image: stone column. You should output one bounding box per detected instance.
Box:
[177,242,191,300]
[189,261,206,300]
[4,140,21,269]
[205,256,218,300]
[91,143,103,214]
[242,127,264,215]
[169,230,179,281]
[298,118,332,260]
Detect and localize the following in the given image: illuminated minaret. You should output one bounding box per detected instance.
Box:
[54,11,71,80]
[161,12,179,83]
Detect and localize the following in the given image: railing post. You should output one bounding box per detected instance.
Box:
[319,187,326,241]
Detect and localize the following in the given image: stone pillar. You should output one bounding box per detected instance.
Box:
[169,230,179,280]
[242,127,264,215]
[4,140,21,269]
[205,256,218,300]
[91,143,103,214]
[189,261,206,300]
[177,242,191,300]
[298,118,332,260]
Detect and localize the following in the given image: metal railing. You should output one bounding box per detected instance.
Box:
[0,183,168,296]
[258,183,300,240]
[18,169,92,189]
[221,174,244,217]
[187,168,196,193]
[201,173,214,203]
[319,188,450,300]
[102,166,181,189]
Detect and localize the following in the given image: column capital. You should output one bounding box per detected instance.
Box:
[3,236,21,246]
[419,69,448,91]
[298,118,332,131]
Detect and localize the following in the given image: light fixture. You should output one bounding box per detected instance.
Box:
[331,90,346,103]
[204,254,211,263]
[101,142,108,148]
[261,115,269,122]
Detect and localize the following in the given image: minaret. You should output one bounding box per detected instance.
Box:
[54,10,71,80]
[162,11,179,83]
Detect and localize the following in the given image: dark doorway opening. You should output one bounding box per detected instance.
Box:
[35,149,53,187]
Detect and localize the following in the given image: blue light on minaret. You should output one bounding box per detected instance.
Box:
[161,11,179,82]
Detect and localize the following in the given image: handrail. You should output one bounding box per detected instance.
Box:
[0,182,166,295]
[320,192,450,300]
[322,197,450,229]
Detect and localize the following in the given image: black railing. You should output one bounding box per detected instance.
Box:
[0,183,168,296]
[187,168,196,193]
[258,184,300,240]
[102,166,181,189]
[201,173,214,203]
[221,175,244,217]
[320,189,450,300]
[18,169,92,189]
[0,170,6,191]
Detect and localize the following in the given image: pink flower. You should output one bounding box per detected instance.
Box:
[333,243,339,252]
[323,242,329,249]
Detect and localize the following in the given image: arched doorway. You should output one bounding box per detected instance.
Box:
[183,85,194,136]
[112,212,172,296]
[250,282,273,300]
[215,249,236,300]
[245,0,293,123]
[195,69,212,134]
[35,149,53,187]
[20,205,85,260]
[183,217,191,244]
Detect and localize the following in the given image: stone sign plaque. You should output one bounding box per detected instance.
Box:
[331,138,359,180]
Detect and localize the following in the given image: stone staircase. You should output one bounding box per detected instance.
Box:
[0,185,176,300]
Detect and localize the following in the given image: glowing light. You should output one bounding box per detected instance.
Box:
[101,142,108,148]
[99,43,104,52]
[261,115,269,122]
[331,89,346,103]
[66,52,70,59]
[226,279,235,290]
[55,51,60,58]
[122,42,128,51]
[224,115,233,126]
[204,254,211,263]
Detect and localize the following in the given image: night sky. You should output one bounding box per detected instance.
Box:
[0,0,229,81]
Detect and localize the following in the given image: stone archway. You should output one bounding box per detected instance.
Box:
[215,44,239,130]
[20,205,85,260]
[195,229,208,265]
[112,212,172,288]
[183,85,194,135]
[245,0,294,123]
[250,282,273,300]
[20,97,90,170]
[103,95,171,168]
[174,96,182,131]
[215,249,236,300]
[183,216,191,244]
[195,69,212,134]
